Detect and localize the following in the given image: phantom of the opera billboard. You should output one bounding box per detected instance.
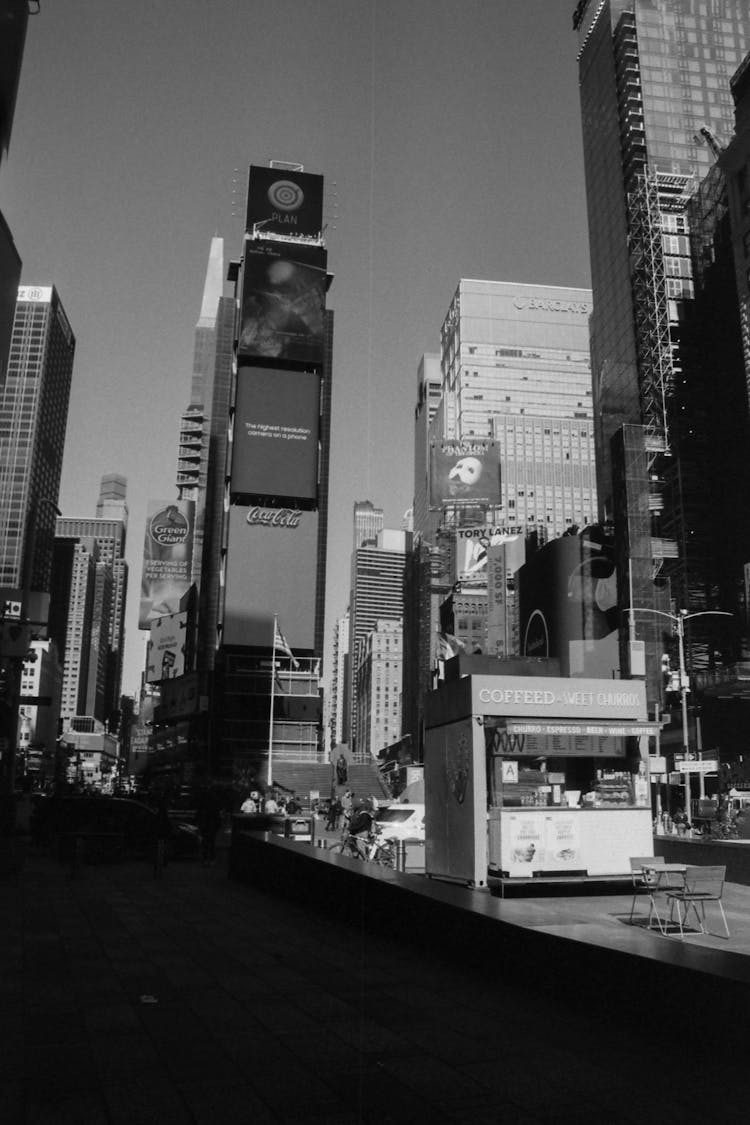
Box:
[518,534,620,678]
[139,500,194,629]
[238,240,327,367]
[222,505,318,651]
[429,440,502,507]
[230,367,320,506]
[246,165,324,239]
[146,610,188,684]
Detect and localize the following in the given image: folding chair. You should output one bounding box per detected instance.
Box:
[628,856,666,925]
[666,865,730,939]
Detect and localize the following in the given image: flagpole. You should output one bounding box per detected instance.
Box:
[267,615,277,788]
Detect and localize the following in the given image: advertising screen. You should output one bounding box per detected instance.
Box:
[138,500,194,629]
[231,367,320,505]
[222,505,318,650]
[518,534,619,678]
[246,166,324,238]
[146,610,188,683]
[238,240,327,366]
[429,440,502,507]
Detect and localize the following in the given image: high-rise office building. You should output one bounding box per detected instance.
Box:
[349,529,408,756]
[0,286,75,598]
[353,500,384,550]
[54,474,129,725]
[0,0,29,385]
[328,611,350,750]
[355,619,403,759]
[440,280,597,538]
[573,0,750,699]
[210,162,333,782]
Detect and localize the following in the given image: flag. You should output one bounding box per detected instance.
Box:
[274,620,300,668]
[436,632,465,660]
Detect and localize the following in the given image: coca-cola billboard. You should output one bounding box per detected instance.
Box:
[231,367,320,507]
[222,505,318,650]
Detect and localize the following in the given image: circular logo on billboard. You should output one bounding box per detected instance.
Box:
[149,505,189,546]
[267,179,304,212]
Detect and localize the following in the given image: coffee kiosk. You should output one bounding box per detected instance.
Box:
[424,671,655,889]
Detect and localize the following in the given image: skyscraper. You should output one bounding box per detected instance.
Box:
[574,0,750,697]
[349,529,408,756]
[0,285,74,599]
[0,0,28,384]
[210,161,333,782]
[54,474,129,726]
[439,280,597,538]
[353,500,384,550]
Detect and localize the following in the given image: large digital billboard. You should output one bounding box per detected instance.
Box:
[231,367,320,505]
[139,500,194,629]
[246,166,324,238]
[518,533,619,678]
[430,439,502,507]
[238,240,327,367]
[222,505,318,651]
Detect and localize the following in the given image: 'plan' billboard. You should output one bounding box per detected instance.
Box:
[246,166,324,238]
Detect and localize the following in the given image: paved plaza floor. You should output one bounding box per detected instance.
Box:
[2,844,748,1124]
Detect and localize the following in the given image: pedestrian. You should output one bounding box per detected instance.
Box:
[240,794,257,815]
[196,785,223,865]
[673,806,689,836]
[326,795,342,831]
[286,793,300,814]
[336,753,348,785]
[264,793,279,814]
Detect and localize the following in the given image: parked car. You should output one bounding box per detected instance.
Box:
[30,795,201,860]
[375,802,425,842]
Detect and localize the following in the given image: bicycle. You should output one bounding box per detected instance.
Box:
[329,824,397,868]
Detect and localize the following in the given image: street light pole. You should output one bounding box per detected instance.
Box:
[629,604,732,824]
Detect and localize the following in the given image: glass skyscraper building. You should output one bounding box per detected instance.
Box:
[0,285,75,596]
[574,0,750,698]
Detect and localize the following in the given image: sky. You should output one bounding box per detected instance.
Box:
[0,0,591,695]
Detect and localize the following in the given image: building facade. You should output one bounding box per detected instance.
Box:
[574,0,750,701]
[0,286,75,595]
[349,529,407,757]
[355,619,403,760]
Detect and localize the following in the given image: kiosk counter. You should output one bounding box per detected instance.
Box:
[424,673,657,888]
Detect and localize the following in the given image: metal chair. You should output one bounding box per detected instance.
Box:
[666,865,730,939]
[628,856,666,925]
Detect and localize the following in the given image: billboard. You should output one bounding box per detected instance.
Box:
[139,500,195,629]
[223,505,318,650]
[518,534,619,678]
[146,610,188,683]
[231,367,320,505]
[246,165,324,238]
[238,240,327,367]
[429,439,501,506]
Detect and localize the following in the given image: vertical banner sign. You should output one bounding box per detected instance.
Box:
[139,500,195,629]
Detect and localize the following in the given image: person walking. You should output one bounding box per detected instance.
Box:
[336,753,348,785]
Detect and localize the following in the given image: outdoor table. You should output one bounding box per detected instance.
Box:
[642,863,687,935]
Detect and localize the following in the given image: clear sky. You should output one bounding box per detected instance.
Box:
[0,0,591,695]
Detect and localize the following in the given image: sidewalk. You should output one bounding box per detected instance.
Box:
[2,845,748,1124]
